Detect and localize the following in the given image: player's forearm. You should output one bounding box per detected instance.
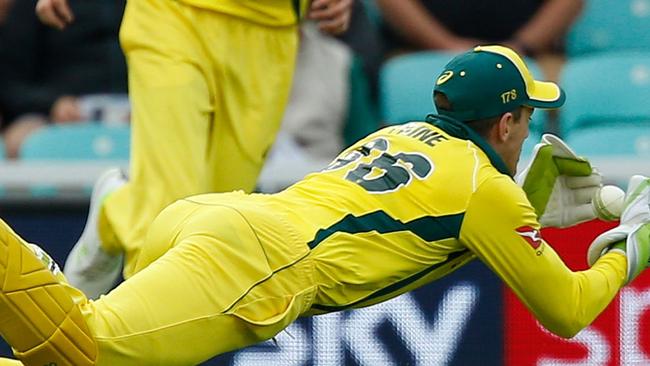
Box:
[522,251,625,338]
[475,236,625,338]
[464,178,626,338]
[375,0,457,50]
[511,0,584,53]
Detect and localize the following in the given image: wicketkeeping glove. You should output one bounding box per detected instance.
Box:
[587,175,650,284]
[516,134,602,228]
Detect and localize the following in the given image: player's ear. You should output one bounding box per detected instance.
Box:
[496,113,512,142]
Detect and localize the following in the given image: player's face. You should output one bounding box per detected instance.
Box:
[502,107,533,175]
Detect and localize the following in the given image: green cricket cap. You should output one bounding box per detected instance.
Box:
[433,45,565,121]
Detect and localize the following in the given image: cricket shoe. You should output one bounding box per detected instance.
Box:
[64,168,127,299]
[0,219,97,366]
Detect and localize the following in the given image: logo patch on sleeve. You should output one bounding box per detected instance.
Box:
[515,226,543,254]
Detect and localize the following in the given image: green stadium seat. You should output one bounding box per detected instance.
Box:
[559,52,650,138]
[566,122,650,157]
[567,0,650,57]
[522,130,542,158]
[19,123,130,160]
[343,56,381,145]
[361,0,383,27]
[15,123,129,198]
[379,51,549,157]
[380,51,457,125]
[379,51,548,123]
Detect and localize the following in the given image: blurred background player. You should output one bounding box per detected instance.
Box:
[262,10,382,192]
[35,0,354,298]
[0,0,127,158]
[376,0,583,55]
[0,45,649,366]
[376,0,584,81]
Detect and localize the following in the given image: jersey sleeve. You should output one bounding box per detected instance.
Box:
[459,175,626,338]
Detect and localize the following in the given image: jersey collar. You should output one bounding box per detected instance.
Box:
[425,114,512,177]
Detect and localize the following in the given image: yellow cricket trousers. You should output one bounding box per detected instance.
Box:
[84,194,315,365]
[101,0,298,277]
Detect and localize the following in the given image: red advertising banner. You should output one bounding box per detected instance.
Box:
[505,220,650,366]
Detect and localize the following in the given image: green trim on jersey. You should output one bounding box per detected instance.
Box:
[292,0,310,20]
[307,210,465,249]
[426,114,512,176]
[310,249,470,312]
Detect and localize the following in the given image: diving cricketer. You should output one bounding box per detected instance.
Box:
[35,0,353,300]
[0,45,649,366]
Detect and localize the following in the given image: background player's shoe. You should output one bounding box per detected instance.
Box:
[0,219,97,366]
[64,168,127,299]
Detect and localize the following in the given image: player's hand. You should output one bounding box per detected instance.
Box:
[516,134,602,228]
[587,175,650,284]
[35,0,74,30]
[309,0,353,35]
[50,96,82,123]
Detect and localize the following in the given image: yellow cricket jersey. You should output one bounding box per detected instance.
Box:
[177,0,310,26]
[83,116,629,364]
[265,117,627,338]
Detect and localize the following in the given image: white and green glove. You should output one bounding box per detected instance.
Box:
[516,134,602,228]
[587,175,650,284]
